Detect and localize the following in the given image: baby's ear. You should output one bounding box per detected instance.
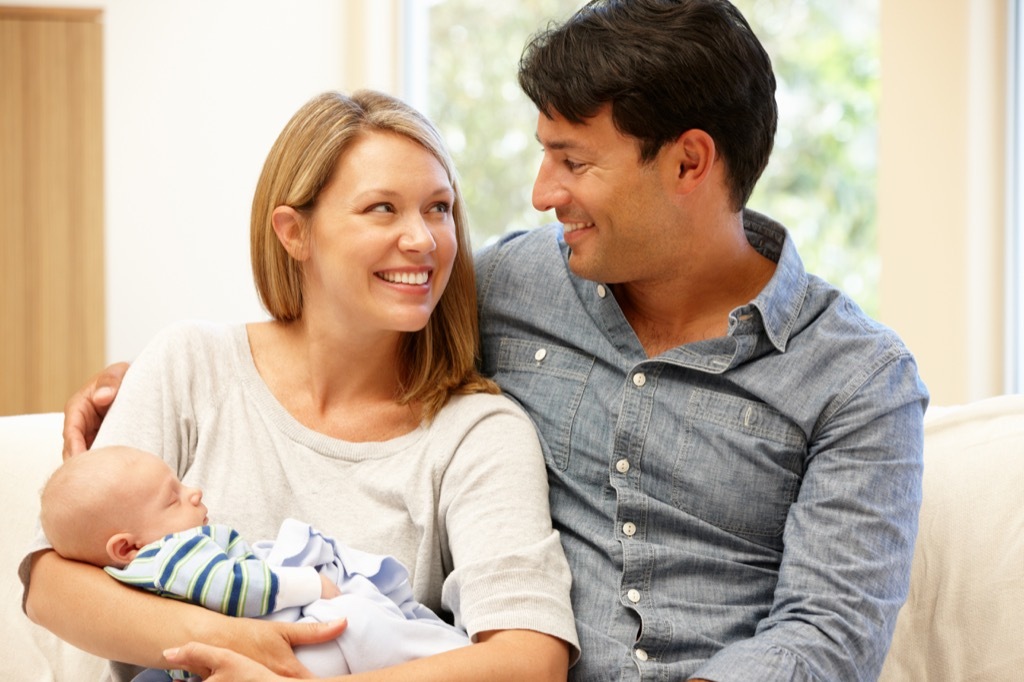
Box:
[105,533,140,568]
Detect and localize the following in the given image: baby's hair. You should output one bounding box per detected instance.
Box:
[39,449,123,566]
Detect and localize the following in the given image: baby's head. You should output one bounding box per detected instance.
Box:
[40,445,208,568]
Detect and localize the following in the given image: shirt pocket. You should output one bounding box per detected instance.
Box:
[672,388,806,547]
[494,338,594,471]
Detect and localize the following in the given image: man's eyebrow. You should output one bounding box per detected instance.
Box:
[534,133,583,152]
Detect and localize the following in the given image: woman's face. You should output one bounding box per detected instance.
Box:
[300,131,458,340]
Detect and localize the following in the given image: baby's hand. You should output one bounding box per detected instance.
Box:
[319,572,341,600]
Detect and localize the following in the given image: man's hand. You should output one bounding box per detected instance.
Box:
[62,362,129,459]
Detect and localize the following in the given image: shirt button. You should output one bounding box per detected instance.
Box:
[596,284,607,298]
[615,458,630,474]
[632,372,646,387]
[534,348,547,362]
[635,648,649,661]
[627,588,641,603]
[622,522,636,537]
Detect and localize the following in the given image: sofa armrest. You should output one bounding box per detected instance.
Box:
[879,394,1024,681]
[0,412,108,679]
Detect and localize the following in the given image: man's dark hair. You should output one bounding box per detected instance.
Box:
[518,0,777,210]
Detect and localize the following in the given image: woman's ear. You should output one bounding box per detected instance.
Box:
[272,206,311,261]
[106,533,140,568]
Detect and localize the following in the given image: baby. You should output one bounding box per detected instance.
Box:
[39,445,469,680]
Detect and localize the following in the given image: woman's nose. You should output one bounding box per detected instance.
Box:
[399,217,437,253]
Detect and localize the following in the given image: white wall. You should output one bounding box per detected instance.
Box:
[104,1,354,362]
[5,0,355,363]
[878,0,1010,406]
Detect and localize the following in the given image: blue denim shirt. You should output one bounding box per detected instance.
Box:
[475,211,928,682]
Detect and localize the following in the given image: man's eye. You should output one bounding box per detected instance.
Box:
[565,160,584,171]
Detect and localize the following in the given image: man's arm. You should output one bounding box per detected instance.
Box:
[26,549,343,674]
[692,353,926,681]
[62,362,129,459]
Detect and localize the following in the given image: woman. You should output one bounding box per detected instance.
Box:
[24,90,578,681]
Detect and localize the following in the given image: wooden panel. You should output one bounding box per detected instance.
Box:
[0,11,104,415]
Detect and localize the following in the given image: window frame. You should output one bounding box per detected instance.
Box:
[1008,0,1023,392]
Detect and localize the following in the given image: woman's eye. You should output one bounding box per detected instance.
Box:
[429,202,451,214]
[369,203,395,213]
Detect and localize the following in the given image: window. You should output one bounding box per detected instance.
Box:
[404,0,881,316]
[403,0,585,244]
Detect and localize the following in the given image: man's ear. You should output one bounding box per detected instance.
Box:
[106,533,140,568]
[272,206,311,261]
[667,129,717,196]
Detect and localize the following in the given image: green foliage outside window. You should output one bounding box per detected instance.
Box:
[420,0,880,315]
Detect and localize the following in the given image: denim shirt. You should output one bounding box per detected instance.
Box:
[475,211,928,682]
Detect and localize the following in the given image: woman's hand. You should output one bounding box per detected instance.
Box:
[164,642,290,681]
[224,618,348,677]
[62,361,129,459]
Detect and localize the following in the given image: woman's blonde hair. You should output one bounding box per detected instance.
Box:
[251,90,497,420]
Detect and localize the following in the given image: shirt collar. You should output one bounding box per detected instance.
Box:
[739,209,809,353]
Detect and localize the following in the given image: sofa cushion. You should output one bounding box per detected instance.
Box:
[879,393,1024,681]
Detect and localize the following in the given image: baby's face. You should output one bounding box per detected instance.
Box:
[120,449,209,544]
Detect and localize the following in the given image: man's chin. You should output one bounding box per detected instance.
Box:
[566,250,605,283]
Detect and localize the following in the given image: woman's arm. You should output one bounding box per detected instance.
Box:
[26,549,345,675]
[165,629,569,682]
[344,629,569,682]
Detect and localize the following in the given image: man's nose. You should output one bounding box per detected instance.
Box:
[532,159,571,212]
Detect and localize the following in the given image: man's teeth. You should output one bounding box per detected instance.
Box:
[562,222,593,233]
[379,271,429,285]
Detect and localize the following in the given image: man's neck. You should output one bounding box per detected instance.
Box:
[612,234,777,357]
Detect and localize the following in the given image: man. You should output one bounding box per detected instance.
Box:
[474,1,926,680]
[59,1,927,680]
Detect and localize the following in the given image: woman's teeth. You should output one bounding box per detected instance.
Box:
[378,271,429,285]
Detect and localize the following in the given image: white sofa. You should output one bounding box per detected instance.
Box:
[3,397,1024,681]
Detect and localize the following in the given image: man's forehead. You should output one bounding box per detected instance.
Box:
[535,106,642,159]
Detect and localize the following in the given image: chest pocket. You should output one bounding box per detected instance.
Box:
[494,338,594,471]
[672,388,806,547]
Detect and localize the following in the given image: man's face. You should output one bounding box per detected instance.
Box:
[531,105,680,285]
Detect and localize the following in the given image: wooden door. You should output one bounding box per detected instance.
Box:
[1,7,104,415]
